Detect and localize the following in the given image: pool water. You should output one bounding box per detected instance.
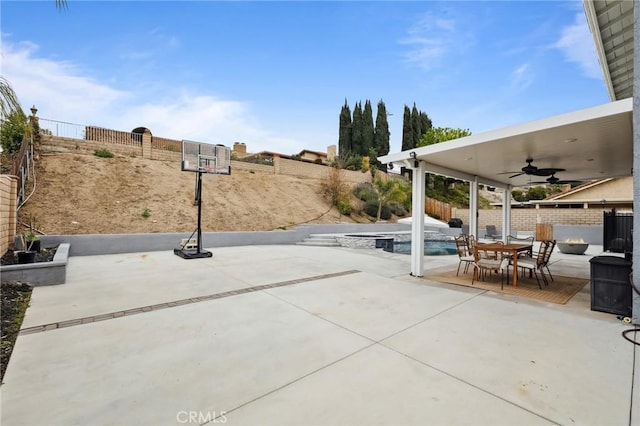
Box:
[390,239,457,256]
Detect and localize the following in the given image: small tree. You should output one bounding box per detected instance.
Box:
[371,174,407,221]
[320,167,352,215]
[1,109,29,155]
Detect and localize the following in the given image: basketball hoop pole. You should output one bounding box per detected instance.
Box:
[195,170,205,254]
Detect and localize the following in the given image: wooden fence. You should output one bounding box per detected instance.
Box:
[425,198,451,222]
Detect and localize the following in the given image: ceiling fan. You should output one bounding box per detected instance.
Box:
[531,173,582,185]
[498,158,566,178]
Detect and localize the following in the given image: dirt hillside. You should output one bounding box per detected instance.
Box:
[18,152,365,235]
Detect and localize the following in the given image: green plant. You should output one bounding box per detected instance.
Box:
[336,194,353,215]
[389,202,408,217]
[364,199,392,220]
[94,148,114,158]
[370,175,407,220]
[353,182,377,202]
[0,109,29,155]
[18,233,36,252]
[142,208,151,218]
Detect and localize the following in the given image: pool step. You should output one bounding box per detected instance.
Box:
[296,235,342,247]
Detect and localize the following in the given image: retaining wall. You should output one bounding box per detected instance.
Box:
[36,223,413,256]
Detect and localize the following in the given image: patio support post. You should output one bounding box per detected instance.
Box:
[632,0,640,325]
[503,184,512,242]
[410,160,426,277]
[469,177,479,238]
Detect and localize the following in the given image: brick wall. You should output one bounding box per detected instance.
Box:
[453,207,605,232]
[0,175,17,255]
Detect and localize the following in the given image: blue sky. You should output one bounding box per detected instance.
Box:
[1,1,608,155]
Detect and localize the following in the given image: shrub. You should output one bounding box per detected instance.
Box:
[364,200,391,220]
[141,208,151,218]
[353,182,376,202]
[511,189,527,202]
[320,167,353,217]
[526,186,548,200]
[336,194,353,215]
[94,148,114,158]
[361,156,370,173]
[0,110,29,156]
[389,202,408,217]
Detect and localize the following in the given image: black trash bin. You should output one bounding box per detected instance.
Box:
[589,255,632,316]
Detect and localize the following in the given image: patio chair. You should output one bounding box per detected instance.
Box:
[541,239,556,282]
[513,240,552,289]
[506,235,534,257]
[485,225,502,240]
[454,236,474,276]
[472,241,509,287]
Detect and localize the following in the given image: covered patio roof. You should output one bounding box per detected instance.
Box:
[378,98,633,189]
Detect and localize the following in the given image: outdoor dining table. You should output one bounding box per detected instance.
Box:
[474,242,534,287]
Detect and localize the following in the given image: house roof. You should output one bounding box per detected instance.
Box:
[536,176,633,205]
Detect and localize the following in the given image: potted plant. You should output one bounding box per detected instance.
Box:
[17,233,37,263]
[24,229,41,253]
[24,215,41,252]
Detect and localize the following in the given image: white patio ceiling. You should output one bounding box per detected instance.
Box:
[378,98,633,189]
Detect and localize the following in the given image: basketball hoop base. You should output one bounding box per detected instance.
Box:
[173,248,213,259]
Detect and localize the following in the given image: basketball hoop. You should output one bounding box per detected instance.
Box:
[175,140,232,259]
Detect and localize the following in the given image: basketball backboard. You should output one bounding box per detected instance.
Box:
[181,140,231,175]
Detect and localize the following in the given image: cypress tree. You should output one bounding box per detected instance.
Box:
[362,100,374,156]
[401,105,412,151]
[411,103,422,149]
[338,99,352,156]
[419,111,432,136]
[374,100,390,171]
[351,101,364,157]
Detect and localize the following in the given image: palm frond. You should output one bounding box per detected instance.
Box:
[0,77,23,119]
[55,0,68,10]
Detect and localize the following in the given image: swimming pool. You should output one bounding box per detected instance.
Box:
[389,239,457,256]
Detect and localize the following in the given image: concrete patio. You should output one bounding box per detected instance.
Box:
[1,243,638,425]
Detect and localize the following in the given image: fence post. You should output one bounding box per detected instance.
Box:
[142,129,152,159]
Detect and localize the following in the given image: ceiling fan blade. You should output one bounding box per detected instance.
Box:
[508,172,524,179]
[533,167,566,176]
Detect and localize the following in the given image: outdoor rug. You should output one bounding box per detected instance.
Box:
[424,270,589,304]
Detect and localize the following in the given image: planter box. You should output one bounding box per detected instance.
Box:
[0,243,70,286]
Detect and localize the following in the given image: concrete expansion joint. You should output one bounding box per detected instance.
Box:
[19,269,361,336]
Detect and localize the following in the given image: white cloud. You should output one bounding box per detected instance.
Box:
[1,38,302,154]
[399,12,467,71]
[511,63,533,91]
[553,12,602,79]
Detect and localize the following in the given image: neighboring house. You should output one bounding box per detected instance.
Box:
[490,177,632,211]
[233,144,335,165]
[298,149,328,164]
[533,177,633,211]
